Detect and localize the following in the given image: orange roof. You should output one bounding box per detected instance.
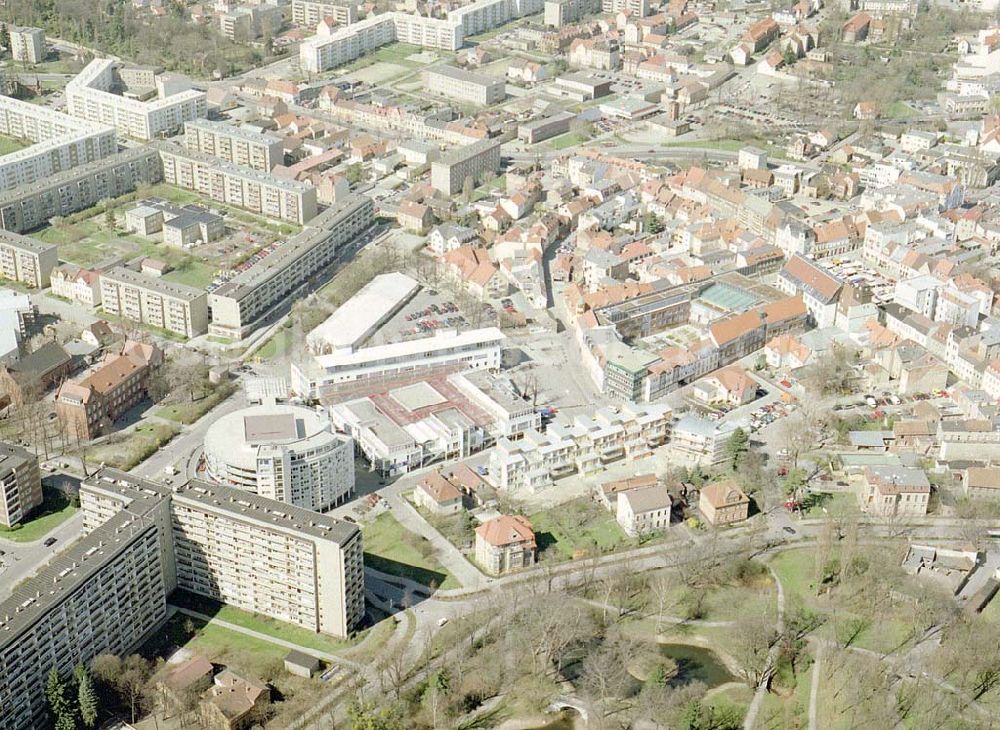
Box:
[701,481,749,508]
[476,514,535,548]
[418,472,463,504]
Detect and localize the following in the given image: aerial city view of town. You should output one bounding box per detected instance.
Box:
[0,0,1000,727]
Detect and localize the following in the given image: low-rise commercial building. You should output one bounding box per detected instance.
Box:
[100,266,209,338]
[0,442,41,528]
[66,59,206,141]
[518,111,575,144]
[431,138,502,195]
[204,403,355,512]
[159,143,318,224]
[295,327,505,398]
[424,66,506,106]
[184,119,284,172]
[208,195,374,339]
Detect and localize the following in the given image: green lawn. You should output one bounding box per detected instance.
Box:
[255,329,294,360]
[0,135,28,155]
[371,42,426,66]
[803,491,856,518]
[770,548,818,604]
[169,590,359,654]
[163,260,217,289]
[886,100,918,120]
[362,512,459,590]
[0,487,77,542]
[528,498,630,561]
[90,422,179,471]
[546,131,590,150]
[156,383,235,425]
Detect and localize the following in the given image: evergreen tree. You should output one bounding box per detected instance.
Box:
[45,667,73,728]
[0,24,9,55]
[724,427,749,472]
[76,664,99,729]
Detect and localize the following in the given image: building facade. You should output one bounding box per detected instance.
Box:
[159,143,318,224]
[9,27,45,64]
[0,441,41,528]
[208,195,374,339]
[431,139,502,195]
[184,119,284,172]
[423,66,506,106]
[204,404,355,512]
[0,230,57,288]
[100,266,209,338]
[0,96,118,193]
[66,59,207,141]
[0,147,163,234]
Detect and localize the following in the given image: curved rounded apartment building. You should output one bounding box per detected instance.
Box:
[204,403,354,512]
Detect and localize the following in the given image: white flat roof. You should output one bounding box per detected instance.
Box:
[307,272,419,353]
[314,327,505,370]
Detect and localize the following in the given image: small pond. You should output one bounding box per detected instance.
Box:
[657,642,736,688]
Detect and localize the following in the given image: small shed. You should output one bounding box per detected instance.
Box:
[284,650,321,678]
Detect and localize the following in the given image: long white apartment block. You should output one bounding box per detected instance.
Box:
[489,404,672,492]
[66,59,207,141]
[300,13,461,73]
[299,0,545,74]
[208,195,374,339]
[292,327,506,398]
[184,119,284,172]
[100,265,209,338]
[158,142,318,224]
[0,96,117,192]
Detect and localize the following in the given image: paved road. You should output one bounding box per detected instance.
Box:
[808,643,822,730]
[133,387,249,480]
[0,510,85,601]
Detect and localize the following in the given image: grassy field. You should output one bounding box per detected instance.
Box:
[156,383,236,425]
[146,613,334,727]
[170,590,359,654]
[770,548,915,654]
[0,487,77,542]
[546,131,590,150]
[528,498,630,561]
[886,100,918,120]
[162,260,218,289]
[255,328,294,360]
[90,422,179,471]
[362,512,459,590]
[803,491,856,518]
[0,135,28,155]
